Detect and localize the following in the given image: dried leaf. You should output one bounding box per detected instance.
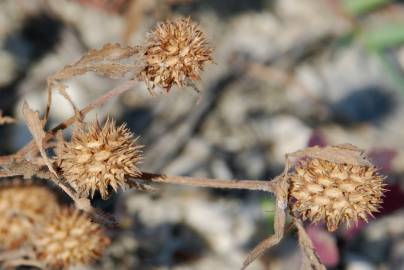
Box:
[50,43,140,82]
[288,144,371,167]
[22,101,58,177]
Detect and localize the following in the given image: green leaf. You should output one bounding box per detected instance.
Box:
[343,0,390,16]
[361,23,404,51]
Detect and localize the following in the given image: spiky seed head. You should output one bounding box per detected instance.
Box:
[57,119,143,199]
[140,17,213,92]
[0,184,59,249]
[33,208,110,268]
[289,158,385,231]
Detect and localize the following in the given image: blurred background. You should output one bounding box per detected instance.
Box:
[1,0,404,269]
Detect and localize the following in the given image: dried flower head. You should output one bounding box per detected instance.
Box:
[140,17,213,92]
[57,119,143,199]
[289,158,385,231]
[0,184,59,249]
[34,208,110,269]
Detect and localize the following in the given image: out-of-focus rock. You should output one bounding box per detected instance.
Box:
[276,0,350,45]
[48,0,124,47]
[0,50,16,86]
[121,189,260,268]
[391,238,404,270]
[355,210,404,263]
[219,13,279,62]
[164,138,212,175]
[345,254,376,270]
[252,115,312,164]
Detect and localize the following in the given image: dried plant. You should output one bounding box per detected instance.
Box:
[140,17,214,92]
[33,208,110,269]
[57,119,143,199]
[0,183,60,250]
[0,16,387,270]
[290,158,385,231]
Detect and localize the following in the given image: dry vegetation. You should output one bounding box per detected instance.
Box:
[0,17,386,270]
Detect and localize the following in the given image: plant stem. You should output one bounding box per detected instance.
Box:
[136,172,276,193]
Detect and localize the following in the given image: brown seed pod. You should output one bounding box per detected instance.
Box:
[139,17,213,92]
[0,184,60,249]
[289,158,385,231]
[33,208,110,269]
[57,119,143,199]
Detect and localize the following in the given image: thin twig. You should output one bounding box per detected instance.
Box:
[135,172,276,192]
[295,218,326,270]
[242,174,287,269]
[0,79,138,165]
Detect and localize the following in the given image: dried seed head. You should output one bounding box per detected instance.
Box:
[289,158,385,231]
[58,119,143,199]
[34,208,110,268]
[0,184,59,249]
[140,17,213,92]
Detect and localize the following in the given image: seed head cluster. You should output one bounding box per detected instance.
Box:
[140,17,213,92]
[0,184,59,249]
[289,158,384,231]
[58,119,143,199]
[34,208,110,269]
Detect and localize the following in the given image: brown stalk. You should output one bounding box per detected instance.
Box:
[136,172,276,192]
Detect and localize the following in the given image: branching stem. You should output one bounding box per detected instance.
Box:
[0,79,138,165]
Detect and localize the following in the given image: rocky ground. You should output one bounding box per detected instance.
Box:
[1,0,404,269]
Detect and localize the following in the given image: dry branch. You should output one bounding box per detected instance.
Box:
[0,79,138,166]
[135,172,276,192]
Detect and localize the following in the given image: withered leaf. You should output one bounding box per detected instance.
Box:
[288,144,371,167]
[22,101,58,177]
[50,43,141,82]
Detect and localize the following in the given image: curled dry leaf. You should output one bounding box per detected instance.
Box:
[50,43,141,82]
[22,101,57,177]
[287,143,372,167]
